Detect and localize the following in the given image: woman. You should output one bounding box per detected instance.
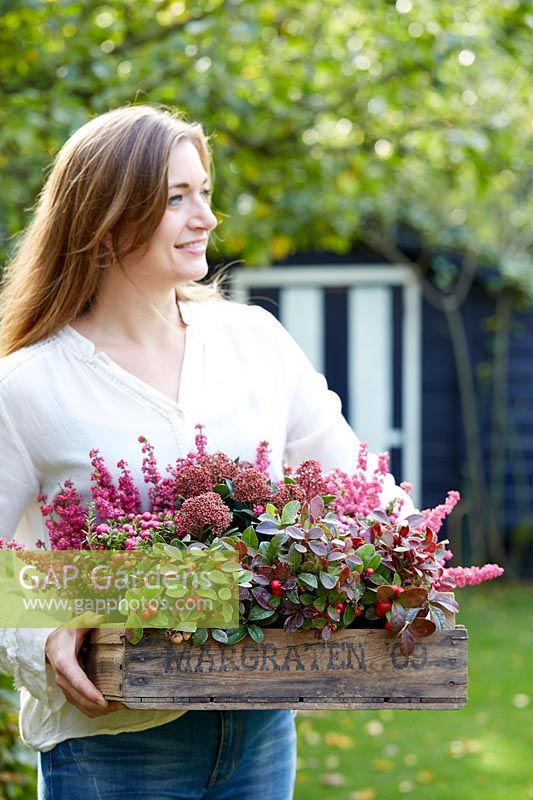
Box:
[0,105,412,799]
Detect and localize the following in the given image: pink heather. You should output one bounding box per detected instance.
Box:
[357,442,368,472]
[194,424,208,457]
[139,436,163,487]
[116,459,142,515]
[422,490,461,534]
[39,480,88,550]
[377,452,390,475]
[89,449,123,519]
[0,537,25,550]
[255,441,271,474]
[400,481,413,495]
[175,492,233,539]
[436,563,504,588]
[150,476,178,514]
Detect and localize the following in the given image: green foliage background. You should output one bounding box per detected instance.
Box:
[0,0,531,282]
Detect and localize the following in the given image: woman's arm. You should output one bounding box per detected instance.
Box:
[0,393,118,715]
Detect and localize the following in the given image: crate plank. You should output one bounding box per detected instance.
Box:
[86,626,467,710]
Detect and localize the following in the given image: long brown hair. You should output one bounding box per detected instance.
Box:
[0,104,222,356]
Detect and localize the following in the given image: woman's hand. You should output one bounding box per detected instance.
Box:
[45,627,123,717]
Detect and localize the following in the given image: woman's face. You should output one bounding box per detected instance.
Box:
[120,138,218,290]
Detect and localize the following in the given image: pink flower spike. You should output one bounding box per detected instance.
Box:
[435,563,504,589]
[255,441,271,474]
[194,423,208,457]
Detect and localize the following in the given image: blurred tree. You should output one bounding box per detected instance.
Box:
[0,0,530,277]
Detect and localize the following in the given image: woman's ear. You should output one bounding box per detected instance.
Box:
[101,233,113,252]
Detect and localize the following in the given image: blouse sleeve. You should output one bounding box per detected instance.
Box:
[0,392,66,710]
[252,306,416,515]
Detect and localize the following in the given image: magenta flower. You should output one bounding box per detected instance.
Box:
[39,480,88,550]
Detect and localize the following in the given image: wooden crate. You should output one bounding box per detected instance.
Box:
[85,626,468,710]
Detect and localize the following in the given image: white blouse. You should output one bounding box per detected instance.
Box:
[0,299,413,751]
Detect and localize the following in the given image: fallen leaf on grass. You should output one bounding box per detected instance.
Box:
[512,693,530,708]
[324,731,354,750]
[364,719,384,737]
[349,789,376,800]
[319,772,347,786]
[372,758,394,772]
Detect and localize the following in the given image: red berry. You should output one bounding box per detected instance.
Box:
[355,608,362,617]
[392,585,403,595]
[375,601,392,617]
[365,568,374,575]
[335,602,346,613]
[270,579,284,596]
[384,621,392,631]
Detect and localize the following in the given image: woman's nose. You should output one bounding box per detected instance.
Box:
[190,199,218,231]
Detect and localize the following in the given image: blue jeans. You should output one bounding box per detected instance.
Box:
[38,710,296,799]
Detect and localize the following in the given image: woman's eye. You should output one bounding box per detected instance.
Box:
[201,189,212,201]
[168,194,183,206]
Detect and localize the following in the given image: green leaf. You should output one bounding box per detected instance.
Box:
[342,605,355,626]
[288,544,303,572]
[246,624,265,643]
[192,628,209,646]
[355,544,375,564]
[265,503,279,519]
[248,604,278,621]
[281,500,301,526]
[319,571,338,590]
[226,626,248,645]
[214,482,230,499]
[212,629,229,644]
[242,526,258,549]
[367,553,382,571]
[297,572,318,590]
[313,596,326,611]
[124,613,143,644]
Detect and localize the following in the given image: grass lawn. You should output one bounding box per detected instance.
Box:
[294,581,533,800]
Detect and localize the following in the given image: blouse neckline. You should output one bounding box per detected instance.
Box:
[58,300,199,412]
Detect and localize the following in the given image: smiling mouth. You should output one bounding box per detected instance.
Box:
[175,240,208,250]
